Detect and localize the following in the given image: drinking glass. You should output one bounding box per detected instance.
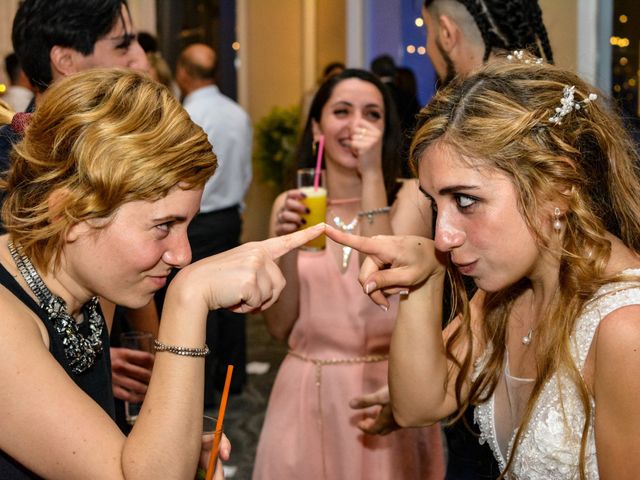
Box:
[297,168,327,250]
[119,331,154,425]
[196,415,224,479]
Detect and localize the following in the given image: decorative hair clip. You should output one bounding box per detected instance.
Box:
[506,50,543,65]
[548,85,598,125]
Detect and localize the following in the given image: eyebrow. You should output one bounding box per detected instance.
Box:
[418,184,480,198]
[438,185,480,195]
[152,215,188,224]
[330,101,353,108]
[105,9,136,45]
[107,31,137,45]
[330,100,383,110]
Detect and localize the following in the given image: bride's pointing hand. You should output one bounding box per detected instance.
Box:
[325,225,446,309]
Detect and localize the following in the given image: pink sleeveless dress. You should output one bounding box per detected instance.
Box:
[252,247,445,479]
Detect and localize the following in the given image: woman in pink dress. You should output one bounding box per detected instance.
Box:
[253,69,445,479]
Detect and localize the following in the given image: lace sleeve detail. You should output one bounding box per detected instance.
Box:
[573,281,640,369]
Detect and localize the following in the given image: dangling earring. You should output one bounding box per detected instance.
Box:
[553,207,562,231]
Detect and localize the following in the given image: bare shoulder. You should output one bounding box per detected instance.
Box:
[591,304,640,400]
[591,297,640,474]
[0,283,125,478]
[595,304,640,362]
[0,284,48,340]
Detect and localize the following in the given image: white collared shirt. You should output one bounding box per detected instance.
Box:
[183,85,253,213]
[3,85,33,112]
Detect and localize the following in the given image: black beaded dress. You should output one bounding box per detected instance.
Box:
[0,262,114,479]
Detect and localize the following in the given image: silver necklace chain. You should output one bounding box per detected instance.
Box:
[332,215,358,272]
[8,242,104,374]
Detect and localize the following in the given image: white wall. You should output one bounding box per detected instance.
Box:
[0,0,22,86]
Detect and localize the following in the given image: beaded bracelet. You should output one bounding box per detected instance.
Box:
[154,339,210,357]
[357,206,391,224]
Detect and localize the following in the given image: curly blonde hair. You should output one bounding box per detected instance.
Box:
[2,68,217,270]
[410,57,640,478]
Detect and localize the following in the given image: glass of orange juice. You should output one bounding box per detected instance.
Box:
[297,168,326,251]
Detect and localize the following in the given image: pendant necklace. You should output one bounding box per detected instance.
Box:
[332,214,358,272]
[8,241,104,374]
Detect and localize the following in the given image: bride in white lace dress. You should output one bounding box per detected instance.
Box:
[326,56,640,479]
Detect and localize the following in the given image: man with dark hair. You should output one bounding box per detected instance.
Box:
[12,0,147,92]
[0,0,148,172]
[170,43,252,399]
[423,0,553,85]
[0,0,153,434]
[3,53,33,112]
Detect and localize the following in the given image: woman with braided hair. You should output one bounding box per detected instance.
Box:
[329,55,640,478]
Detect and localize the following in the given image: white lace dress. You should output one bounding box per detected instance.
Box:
[474,275,640,479]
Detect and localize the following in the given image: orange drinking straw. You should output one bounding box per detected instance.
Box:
[205,364,234,480]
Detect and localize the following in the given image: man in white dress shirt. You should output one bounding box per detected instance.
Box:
[173,43,252,397]
[3,53,34,112]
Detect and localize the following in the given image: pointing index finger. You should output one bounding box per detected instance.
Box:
[263,223,326,259]
[324,224,382,256]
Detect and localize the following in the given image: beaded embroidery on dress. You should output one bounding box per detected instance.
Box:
[473,271,640,479]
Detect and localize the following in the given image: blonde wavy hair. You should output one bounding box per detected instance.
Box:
[410,57,640,478]
[1,68,217,270]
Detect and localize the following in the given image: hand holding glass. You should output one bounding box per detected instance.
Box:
[119,331,154,425]
[196,415,224,479]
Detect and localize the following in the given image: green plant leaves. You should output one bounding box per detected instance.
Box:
[253,105,301,189]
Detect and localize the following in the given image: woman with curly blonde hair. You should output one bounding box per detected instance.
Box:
[328,56,640,478]
[0,68,323,479]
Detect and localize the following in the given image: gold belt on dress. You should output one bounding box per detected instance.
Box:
[287,350,389,480]
[287,350,388,367]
